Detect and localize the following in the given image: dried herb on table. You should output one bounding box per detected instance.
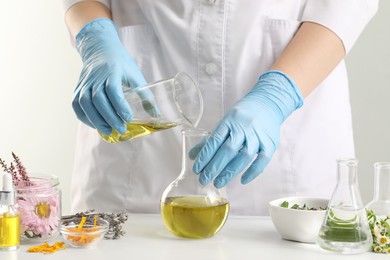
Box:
[27,242,66,254]
[62,210,129,239]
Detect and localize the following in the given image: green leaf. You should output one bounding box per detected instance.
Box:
[291,204,300,209]
[280,201,289,208]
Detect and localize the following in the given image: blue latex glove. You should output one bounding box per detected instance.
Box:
[193,71,304,188]
[73,18,150,135]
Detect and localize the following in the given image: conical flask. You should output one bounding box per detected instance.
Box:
[366,162,390,253]
[317,159,372,254]
[160,128,229,239]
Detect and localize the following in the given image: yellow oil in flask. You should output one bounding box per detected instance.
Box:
[161,196,229,239]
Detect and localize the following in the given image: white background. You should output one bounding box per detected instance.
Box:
[0,1,389,214]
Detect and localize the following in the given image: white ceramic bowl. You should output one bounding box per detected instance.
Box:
[269,196,329,243]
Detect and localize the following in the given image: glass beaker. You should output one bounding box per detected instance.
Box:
[99,72,204,143]
[366,162,390,253]
[317,159,372,254]
[160,128,229,239]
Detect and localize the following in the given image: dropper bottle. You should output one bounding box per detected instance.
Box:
[0,171,20,250]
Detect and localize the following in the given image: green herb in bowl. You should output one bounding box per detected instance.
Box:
[280,201,327,211]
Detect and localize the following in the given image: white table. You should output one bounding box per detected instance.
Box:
[0,214,385,260]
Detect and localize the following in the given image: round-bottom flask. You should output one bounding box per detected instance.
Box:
[366,162,390,253]
[317,159,372,254]
[160,128,229,239]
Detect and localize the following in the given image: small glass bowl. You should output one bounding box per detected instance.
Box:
[60,217,109,248]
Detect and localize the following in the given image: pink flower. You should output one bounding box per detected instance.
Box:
[17,191,60,237]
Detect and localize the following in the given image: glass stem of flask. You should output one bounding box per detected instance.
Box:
[336,159,363,209]
[373,162,390,201]
[180,129,208,177]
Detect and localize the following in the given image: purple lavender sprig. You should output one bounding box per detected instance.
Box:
[8,162,21,184]
[0,158,8,173]
[0,158,21,185]
[12,152,30,183]
[0,153,30,186]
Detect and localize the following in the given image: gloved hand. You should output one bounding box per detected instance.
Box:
[193,70,304,188]
[73,18,149,135]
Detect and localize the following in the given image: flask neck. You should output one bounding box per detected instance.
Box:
[373,162,390,201]
[180,128,208,176]
[161,127,228,202]
[337,159,359,186]
[334,159,364,208]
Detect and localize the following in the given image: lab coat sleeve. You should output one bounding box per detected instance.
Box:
[62,0,111,13]
[62,0,112,46]
[302,0,378,53]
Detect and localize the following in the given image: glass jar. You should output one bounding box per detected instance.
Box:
[15,174,61,242]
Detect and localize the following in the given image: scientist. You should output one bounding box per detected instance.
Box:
[63,0,378,215]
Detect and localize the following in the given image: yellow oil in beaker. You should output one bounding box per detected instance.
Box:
[99,120,177,143]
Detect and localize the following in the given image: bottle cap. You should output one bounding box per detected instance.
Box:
[3,171,13,191]
[0,171,16,205]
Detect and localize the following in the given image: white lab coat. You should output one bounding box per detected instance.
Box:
[63,0,378,215]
